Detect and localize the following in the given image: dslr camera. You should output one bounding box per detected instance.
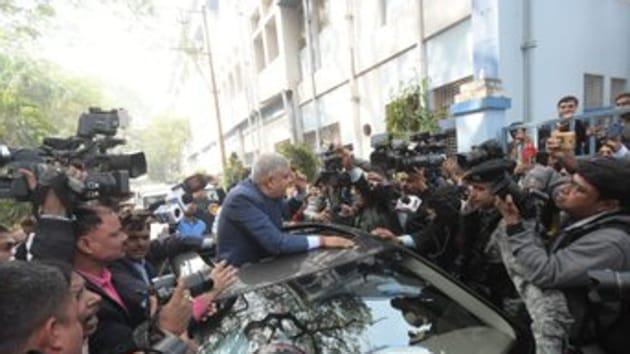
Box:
[151,252,215,304]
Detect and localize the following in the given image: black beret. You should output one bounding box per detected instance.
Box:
[576,158,630,205]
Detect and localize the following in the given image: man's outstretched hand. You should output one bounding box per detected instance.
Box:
[320,235,356,249]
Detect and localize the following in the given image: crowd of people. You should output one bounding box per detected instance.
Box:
[0,92,629,354]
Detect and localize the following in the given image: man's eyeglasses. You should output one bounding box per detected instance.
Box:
[1,240,16,251]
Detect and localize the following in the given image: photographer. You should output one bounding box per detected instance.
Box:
[496,151,630,353]
[456,160,520,313]
[463,157,574,353]
[316,144,372,225]
[350,168,400,233]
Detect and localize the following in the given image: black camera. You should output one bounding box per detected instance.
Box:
[465,158,547,218]
[77,107,125,138]
[588,270,630,303]
[456,139,504,169]
[369,133,447,173]
[152,253,214,304]
[0,107,146,202]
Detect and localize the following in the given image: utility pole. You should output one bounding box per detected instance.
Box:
[201,5,227,171]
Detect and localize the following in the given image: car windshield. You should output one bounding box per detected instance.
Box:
[196,247,516,354]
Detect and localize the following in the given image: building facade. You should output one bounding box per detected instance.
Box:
[174,0,630,173]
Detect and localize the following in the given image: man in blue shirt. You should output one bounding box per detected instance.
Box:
[177,204,207,239]
[217,153,355,266]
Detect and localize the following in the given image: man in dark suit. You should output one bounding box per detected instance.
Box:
[217,153,355,266]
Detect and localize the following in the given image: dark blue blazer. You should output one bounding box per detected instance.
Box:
[217,179,309,266]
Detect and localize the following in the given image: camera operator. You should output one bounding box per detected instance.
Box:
[316,144,372,225]
[372,181,463,271]
[456,160,521,314]
[350,168,401,233]
[462,156,575,353]
[495,143,630,353]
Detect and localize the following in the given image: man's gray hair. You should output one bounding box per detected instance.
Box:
[252,153,289,184]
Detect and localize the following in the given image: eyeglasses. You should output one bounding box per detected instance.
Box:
[1,240,16,251]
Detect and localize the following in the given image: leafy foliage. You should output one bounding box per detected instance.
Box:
[222,152,246,189]
[277,142,320,182]
[126,115,191,183]
[385,79,446,138]
[0,53,106,225]
[0,0,55,45]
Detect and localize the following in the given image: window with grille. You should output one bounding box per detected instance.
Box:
[611,78,628,105]
[315,0,330,32]
[253,34,265,72]
[265,19,280,62]
[432,76,473,112]
[583,73,604,109]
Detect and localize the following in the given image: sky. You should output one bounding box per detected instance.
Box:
[38,0,187,125]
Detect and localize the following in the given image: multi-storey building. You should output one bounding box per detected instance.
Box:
[173,0,630,174]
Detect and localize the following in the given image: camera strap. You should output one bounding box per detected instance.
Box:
[554,212,630,251]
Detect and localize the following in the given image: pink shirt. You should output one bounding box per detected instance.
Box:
[192,296,213,321]
[79,268,127,312]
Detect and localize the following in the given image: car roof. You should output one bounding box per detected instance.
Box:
[216,223,395,300]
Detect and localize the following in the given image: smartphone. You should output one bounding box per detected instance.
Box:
[552,131,576,151]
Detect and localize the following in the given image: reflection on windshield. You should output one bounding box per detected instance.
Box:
[196,249,512,354]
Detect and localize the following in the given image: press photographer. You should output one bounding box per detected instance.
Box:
[495,138,630,354]
[317,143,399,232]
[368,132,469,270]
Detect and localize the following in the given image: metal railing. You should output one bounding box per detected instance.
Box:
[499,107,630,156]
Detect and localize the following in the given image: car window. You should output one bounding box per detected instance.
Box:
[196,248,516,354]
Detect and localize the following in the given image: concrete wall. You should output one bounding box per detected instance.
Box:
[425,18,473,88]
[511,0,630,123]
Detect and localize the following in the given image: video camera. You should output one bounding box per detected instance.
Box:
[0,107,146,203]
[151,173,212,225]
[369,132,448,174]
[456,139,504,169]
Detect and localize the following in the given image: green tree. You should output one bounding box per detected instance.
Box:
[222,152,245,189]
[385,79,446,139]
[277,142,320,182]
[0,53,107,225]
[127,115,191,183]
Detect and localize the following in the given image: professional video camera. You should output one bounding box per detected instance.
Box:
[588,270,630,303]
[456,139,505,169]
[369,132,448,174]
[151,252,214,304]
[0,107,146,202]
[151,173,212,225]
